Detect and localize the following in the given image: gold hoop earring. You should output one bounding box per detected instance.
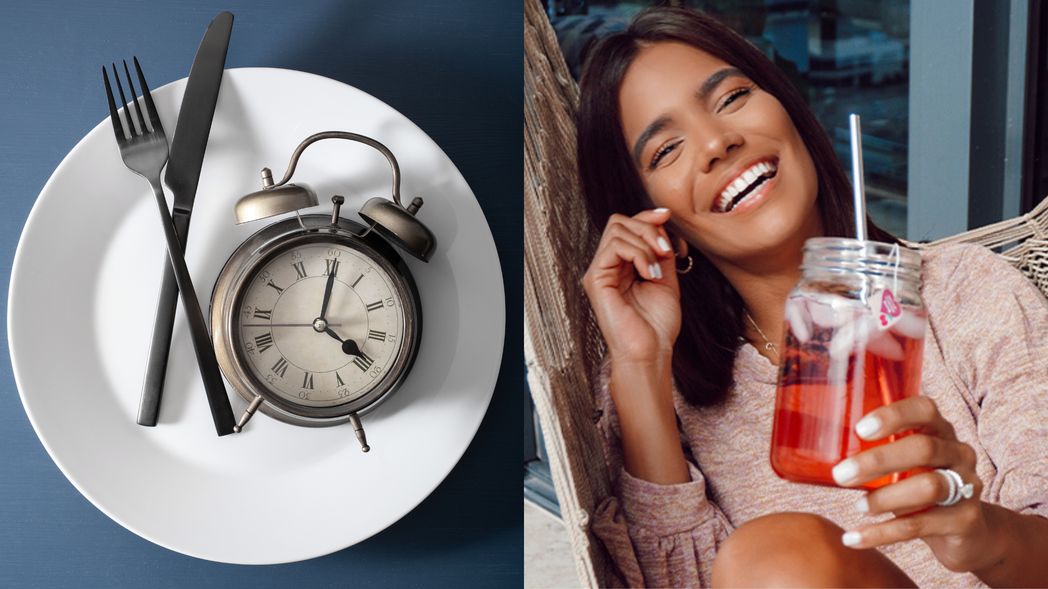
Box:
[676,255,693,275]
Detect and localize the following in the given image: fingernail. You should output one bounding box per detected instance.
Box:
[832,459,859,485]
[648,263,661,279]
[657,237,672,253]
[654,264,663,279]
[855,415,881,440]
[653,207,669,214]
[841,531,862,547]
[854,496,869,514]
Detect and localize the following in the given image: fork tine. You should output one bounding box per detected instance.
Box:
[102,66,126,142]
[122,59,149,135]
[133,57,164,135]
[112,63,138,136]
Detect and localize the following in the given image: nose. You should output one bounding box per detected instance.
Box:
[695,123,744,173]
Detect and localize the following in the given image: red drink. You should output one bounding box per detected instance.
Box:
[770,292,926,490]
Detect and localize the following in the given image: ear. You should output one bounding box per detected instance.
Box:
[663,225,690,258]
[673,236,689,258]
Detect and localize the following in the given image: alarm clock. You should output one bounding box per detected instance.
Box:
[210,131,435,451]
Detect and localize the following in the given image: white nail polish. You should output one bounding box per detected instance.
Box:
[832,459,859,485]
[653,264,663,279]
[854,496,869,514]
[657,237,671,253]
[855,415,881,440]
[841,531,862,547]
[653,207,669,214]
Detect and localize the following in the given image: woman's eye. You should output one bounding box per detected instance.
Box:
[718,86,753,113]
[649,140,681,169]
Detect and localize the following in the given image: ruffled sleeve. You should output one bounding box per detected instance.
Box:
[924,243,1048,520]
[590,361,734,587]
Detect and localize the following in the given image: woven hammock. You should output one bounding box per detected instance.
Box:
[524,1,1048,585]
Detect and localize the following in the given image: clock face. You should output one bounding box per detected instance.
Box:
[234,243,406,409]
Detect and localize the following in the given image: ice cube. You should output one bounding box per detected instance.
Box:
[828,319,868,358]
[889,308,927,340]
[806,293,866,331]
[808,296,849,328]
[865,317,905,361]
[785,297,812,342]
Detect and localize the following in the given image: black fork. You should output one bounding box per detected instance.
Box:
[103,58,236,436]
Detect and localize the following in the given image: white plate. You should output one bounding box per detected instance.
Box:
[8,68,505,564]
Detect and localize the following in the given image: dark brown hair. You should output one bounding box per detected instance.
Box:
[577,7,897,407]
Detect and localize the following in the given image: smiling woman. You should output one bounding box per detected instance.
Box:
[578,8,897,409]
[572,6,1048,588]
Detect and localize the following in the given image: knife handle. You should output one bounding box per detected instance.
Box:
[143,188,236,436]
[147,182,235,437]
[137,211,191,427]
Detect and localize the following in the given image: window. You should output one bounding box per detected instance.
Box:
[549,0,911,236]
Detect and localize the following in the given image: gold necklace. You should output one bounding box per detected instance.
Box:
[744,310,779,362]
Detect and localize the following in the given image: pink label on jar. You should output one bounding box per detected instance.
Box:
[872,288,902,330]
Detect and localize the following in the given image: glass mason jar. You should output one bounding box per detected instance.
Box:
[770,238,927,490]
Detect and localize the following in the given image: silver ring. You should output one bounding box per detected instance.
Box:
[935,468,974,507]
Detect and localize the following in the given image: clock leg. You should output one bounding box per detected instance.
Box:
[349,413,370,452]
[233,395,265,433]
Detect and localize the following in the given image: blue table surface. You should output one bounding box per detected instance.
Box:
[0,1,522,586]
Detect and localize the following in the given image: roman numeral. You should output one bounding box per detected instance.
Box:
[302,372,314,389]
[253,308,272,320]
[254,333,274,353]
[271,357,289,378]
[366,301,383,312]
[353,351,374,372]
[266,280,284,293]
[336,371,346,387]
[292,261,307,280]
[368,329,386,342]
[351,274,364,288]
[325,258,340,276]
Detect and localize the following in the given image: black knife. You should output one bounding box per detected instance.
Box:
[138,11,235,432]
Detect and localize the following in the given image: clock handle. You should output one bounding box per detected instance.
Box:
[233,395,265,433]
[349,413,370,453]
[271,131,405,206]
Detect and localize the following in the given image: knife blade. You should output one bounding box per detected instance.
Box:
[138,11,235,431]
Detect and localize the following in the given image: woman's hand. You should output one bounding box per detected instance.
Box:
[584,208,690,484]
[582,208,680,365]
[830,396,1003,573]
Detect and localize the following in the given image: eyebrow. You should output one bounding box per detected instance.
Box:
[631,115,671,167]
[696,67,744,101]
[630,67,746,167]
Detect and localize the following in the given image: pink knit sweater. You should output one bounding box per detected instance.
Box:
[591,243,1048,587]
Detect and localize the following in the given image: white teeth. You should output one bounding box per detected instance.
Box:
[730,176,748,194]
[715,160,778,212]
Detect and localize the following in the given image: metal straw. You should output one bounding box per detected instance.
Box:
[848,114,868,241]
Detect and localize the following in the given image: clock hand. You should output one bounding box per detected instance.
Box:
[323,326,344,343]
[323,327,363,356]
[242,322,343,327]
[319,270,336,320]
[341,338,362,357]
